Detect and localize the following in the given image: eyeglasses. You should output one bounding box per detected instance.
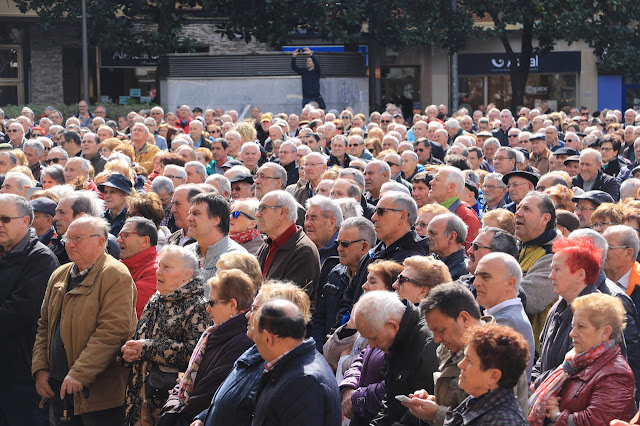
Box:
[472,242,492,251]
[337,238,365,248]
[381,120,391,123]
[375,206,403,216]
[508,134,519,138]
[62,234,100,244]
[0,215,23,224]
[6,129,21,133]
[44,158,64,165]
[600,147,614,152]
[341,116,350,120]
[507,182,528,189]
[482,185,501,191]
[164,175,180,180]
[348,143,362,147]
[117,231,143,239]
[415,148,426,152]
[257,205,282,213]
[396,274,420,285]
[231,210,256,220]
[208,299,229,307]
[386,161,400,167]
[590,222,616,229]
[575,206,596,213]
[336,126,343,130]
[609,245,630,250]
[253,173,281,181]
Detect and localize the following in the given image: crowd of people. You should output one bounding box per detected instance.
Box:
[3,100,640,425]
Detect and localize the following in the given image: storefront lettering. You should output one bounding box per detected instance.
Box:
[490,55,539,71]
[525,85,549,94]
[100,49,159,68]
[459,51,580,75]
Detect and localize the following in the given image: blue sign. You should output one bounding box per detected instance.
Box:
[100,96,110,103]
[129,88,141,97]
[119,96,129,105]
[459,51,581,75]
[140,96,152,103]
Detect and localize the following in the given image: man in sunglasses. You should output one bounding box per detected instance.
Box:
[117,217,160,318]
[0,193,59,425]
[6,122,26,149]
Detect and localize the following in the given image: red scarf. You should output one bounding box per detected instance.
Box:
[230,228,261,244]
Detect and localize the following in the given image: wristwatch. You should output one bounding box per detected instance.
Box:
[553,411,561,422]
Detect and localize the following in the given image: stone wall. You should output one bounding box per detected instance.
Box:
[178,23,272,55]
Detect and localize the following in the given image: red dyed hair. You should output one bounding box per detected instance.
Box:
[552,237,602,285]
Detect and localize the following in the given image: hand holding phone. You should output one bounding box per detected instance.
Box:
[395,395,414,404]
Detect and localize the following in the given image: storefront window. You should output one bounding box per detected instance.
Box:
[381,66,419,116]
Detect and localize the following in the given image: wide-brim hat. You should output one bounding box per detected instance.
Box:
[502,170,539,187]
[98,173,133,195]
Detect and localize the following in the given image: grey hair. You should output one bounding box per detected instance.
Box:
[339,168,365,188]
[240,142,260,154]
[269,190,298,223]
[107,153,132,167]
[382,135,399,149]
[445,118,461,130]
[0,193,33,225]
[368,160,391,177]
[402,151,418,161]
[354,291,405,334]
[440,165,465,194]
[42,165,66,186]
[484,172,506,188]
[132,122,150,134]
[64,190,105,217]
[335,197,363,219]
[480,252,522,294]
[483,138,501,149]
[341,216,375,247]
[185,160,207,177]
[5,171,33,189]
[515,150,525,165]
[581,147,602,165]
[0,151,17,167]
[69,216,109,247]
[497,146,517,160]
[569,228,609,266]
[380,181,410,195]
[306,152,327,165]
[164,165,187,180]
[466,170,479,185]
[306,195,343,229]
[151,176,174,195]
[23,139,44,156]
[604,225,640,261]
[280,141,298,153]
[620,178,640,201]
[265,163,287,189]
[380,191,418,226]
[480,227,519,259]
[159,245,200,275]
[439,212,468,244]
[49,147,69,159]
[206,174,231,197]
[449,143,469,157]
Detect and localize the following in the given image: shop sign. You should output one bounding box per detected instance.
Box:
[100,49,159,68]
[459,51,581,75]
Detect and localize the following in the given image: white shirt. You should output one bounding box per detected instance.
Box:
[617,267,633,291]
[484,297,522,317]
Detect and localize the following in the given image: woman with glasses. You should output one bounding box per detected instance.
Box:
[120,245,209,425]
[191,282,310,426]
[590,202,624,234]
[158,269,254,426]
[229,199,261,255]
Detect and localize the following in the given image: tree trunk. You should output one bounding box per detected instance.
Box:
[509,18,534,112]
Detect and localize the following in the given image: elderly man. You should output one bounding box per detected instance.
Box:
[256,190,320,301]
[414,137,443,166]
[229,174,253,200]
[255,162,306,226]
[175,105,193,133]
[250,299,341,424]
[604,225,640,317]
[188,120,211,150]
[544,126,564,151]
[312,217,375,350]
[572,148,620,201]
[239,142,261,174]
[427,213,468,280]
[0,151,17,174]
[0,194,58,424]
[363,160,391,205]
[401,150,422,182]
[0,171,33,197]
[131,123,160,174]
[428,165,480,250]
[354,291,438,425]
[23,139,45,182]
[80,132,106,175]
[6,121,27,149]
[502,170,538,213]
[492,146,517,175]
[305,195,342,265]
[474,252,535,376]
[529,133,550,174]
[491,109,513,146]
[348,134,373,160]
[480,172,507,214]
[117,217,160,318]
[31,197,57,246]
[32,217,137,424]
[64,157,94,189]
[185,161,206,184]
[333,191,428,330]
[276,140,299,186]
[186,193,246,282]
[168,184,204,246]
[515,191,559,352]
[571,190,614,229]
[287,152,327,206]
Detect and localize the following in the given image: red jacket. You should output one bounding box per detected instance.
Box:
[555,345,636,425]
[453,200,481,252]
[120,246,160,318]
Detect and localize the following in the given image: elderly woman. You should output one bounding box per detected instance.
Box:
[392,255,452,305]
[120,245,209,425]
[191,281,311,426]
[41,164,65,190]
[229,199,262,254]
[529,293,636,425]
[159,269,255,425]
[590,202,625,234]
[98,172,134,236]
[443,324,529,425]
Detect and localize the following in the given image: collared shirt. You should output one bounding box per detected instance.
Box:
[484,298,522,317]
[617,267,633,291]
[441,196,459,209]
[262,223,297,277]
[582,176,597,192]
[264,348,294,372]
[71,261,96,279]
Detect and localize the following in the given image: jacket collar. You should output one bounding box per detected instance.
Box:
[120,245,158,270]
[389,300,422,355]
[574,345,621,381]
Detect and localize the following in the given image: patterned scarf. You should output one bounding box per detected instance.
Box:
[176,323,219,403]
[528,339,617,426]
[230,228,261,244]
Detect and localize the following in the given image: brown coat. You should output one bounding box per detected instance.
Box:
[32,252,138,414]
[530,148,551,175]
[135,142,160,174]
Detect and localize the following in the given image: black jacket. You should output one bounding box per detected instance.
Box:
[332,231,429,331]
[571,170,621,201]
[281,160,299,187]
[0,229,59,382]
[438,249,468,281]
[290,56,321,98]
[253,338,341,426]
[312,262,349,351]
[371,301,438,426]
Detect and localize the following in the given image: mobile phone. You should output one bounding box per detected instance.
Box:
[395,395,413,403]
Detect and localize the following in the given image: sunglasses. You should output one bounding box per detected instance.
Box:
[0,215,23,224]
[7,129,21,133]
[341,116,350,120]
[472,242,492,251]
[348,143,362,147]
[208,299,229,307]
[381,120,391,123]
[337,238,365,248]
[375,206,403,216]
[386,161,400,167]
[396,274,419,285]
[231,210,255,220]
[44,158,64,165]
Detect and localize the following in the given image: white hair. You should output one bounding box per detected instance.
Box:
[5,171,33,189]
[268,190,298,223]
[159,245,200,275]
[306,195,343,229]
[335,197,363,219]
[185,160,207,177]
[164,165,187,180]
[354,291,405,334]
[445,118,461,130]
[380,181,410,195]
[439,165,465,195]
